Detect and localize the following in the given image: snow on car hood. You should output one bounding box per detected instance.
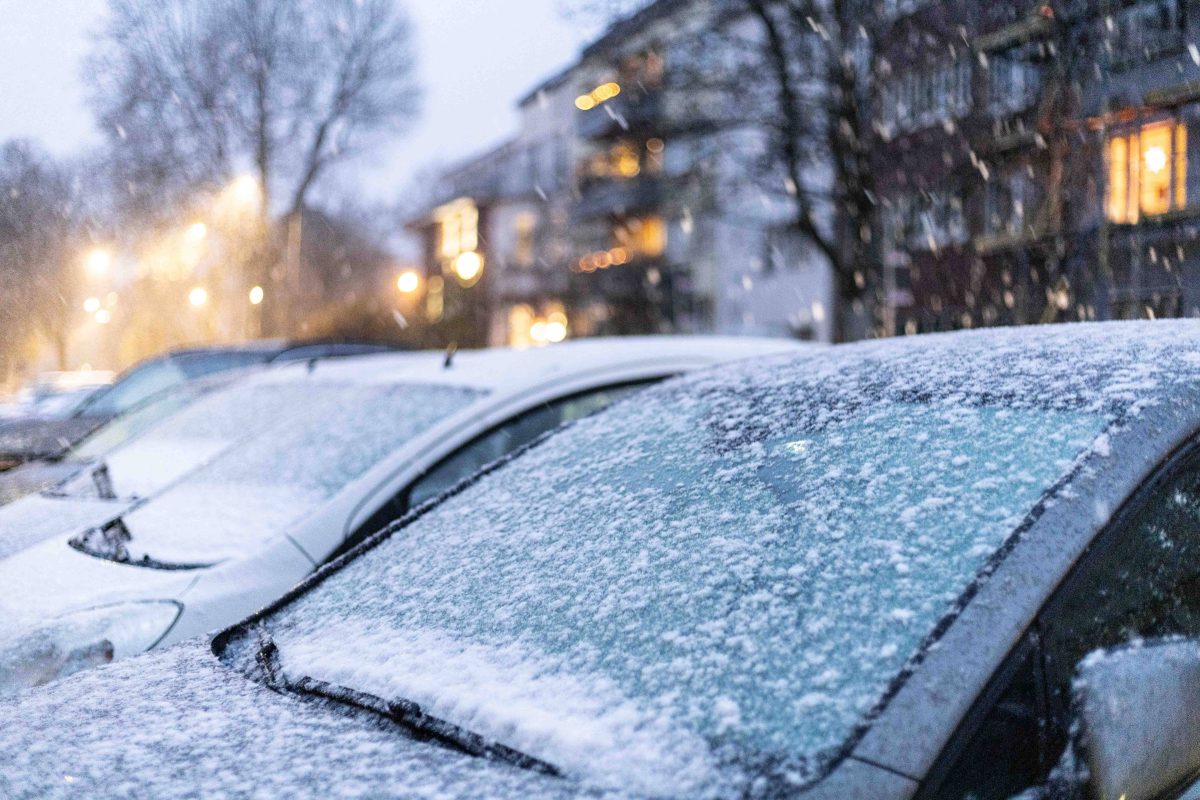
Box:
[0,641,585,800]
[0,493,135,562]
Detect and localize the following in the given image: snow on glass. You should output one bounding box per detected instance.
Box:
[228,322,1199,797]
[104,381,483,565]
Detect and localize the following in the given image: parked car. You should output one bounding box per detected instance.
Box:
[1,322,1198,800]
[0,370,115,421]
[0,372,255,507]
[0,335,801,695]
[0,340,397,471]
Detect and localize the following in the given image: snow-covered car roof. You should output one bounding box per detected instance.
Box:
[6,321,1197,799]
[247,335,809,391]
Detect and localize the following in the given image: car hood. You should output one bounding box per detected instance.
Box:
[0,640,589,800]
[0,460,82,507]
[0,416,109,463]
[0,493,135,562]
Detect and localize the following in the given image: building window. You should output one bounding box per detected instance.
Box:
[434,198,484,286]
[985,170,1040,237]
[1107,121,1188,223]
[879,0,935,21]
[514,213,537,268]
[614,216,666,258]
[1113,0,1185,63]
[880,60,972,137]
[883,191,967,252]
[987,44,1042,116]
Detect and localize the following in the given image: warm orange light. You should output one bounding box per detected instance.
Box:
[188,287,208,307]
[453,251,483,284]
[1140,123,1173,216]
[84,248,113,278]
[186,222,208,242]
[396,270,420,294]
[576,82,621,111]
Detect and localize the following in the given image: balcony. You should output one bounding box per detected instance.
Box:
[572,175,661,222]
[577,93,662,140]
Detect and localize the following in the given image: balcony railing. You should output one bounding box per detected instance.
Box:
[572,175,661,222]
[577,93,663,139]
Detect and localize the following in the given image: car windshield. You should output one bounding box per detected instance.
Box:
[224,335,1147,798]
[76,380,484,565]
[64,383,212,464]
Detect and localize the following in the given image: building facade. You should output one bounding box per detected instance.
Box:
[872,0,1200,333]
[408,0,833,346]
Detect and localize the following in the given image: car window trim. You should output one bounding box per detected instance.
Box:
[914,431,1200,798]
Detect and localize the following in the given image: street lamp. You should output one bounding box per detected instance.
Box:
[452,251,483,285]
[188,287,209,308]
[186,222,208,242]
[83,297,101,314]
[248,285,264,306]
[84,248,113,279]
[396,270,421,294]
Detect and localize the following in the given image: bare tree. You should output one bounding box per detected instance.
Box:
[0,143,89,378]
[563,0,879,340]
[87,0,422,220]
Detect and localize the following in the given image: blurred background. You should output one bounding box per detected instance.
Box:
[2,0,1196,391]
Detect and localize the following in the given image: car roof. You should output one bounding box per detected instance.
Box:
[247,335,811,393]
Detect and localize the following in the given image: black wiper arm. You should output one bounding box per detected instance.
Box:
[254,635,560,777]
[92,461,116,500]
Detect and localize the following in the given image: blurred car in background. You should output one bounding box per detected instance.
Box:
[0,372,254,507]
[0,336,803,694]
[0,341,396,471]
[0,371,114,421]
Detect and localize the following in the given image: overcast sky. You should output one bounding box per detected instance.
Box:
[0,0,590,203]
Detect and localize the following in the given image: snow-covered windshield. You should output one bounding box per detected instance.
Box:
[236,332,1135,797]
[87,381,483,564]
[65,383,211,464]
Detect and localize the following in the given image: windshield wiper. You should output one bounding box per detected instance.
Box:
[91,461,116,500]
[255,634,560,777]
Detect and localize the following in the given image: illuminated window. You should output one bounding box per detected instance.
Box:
[1107,121,1188,223]
[434,198,484,286]
[514,213,537,268]
[435,198,479,260]
[612,216,666,258]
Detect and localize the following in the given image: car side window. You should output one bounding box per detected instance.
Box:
[1039,451,1200,724]
[338,381,655,557]
[921,634,1049,800]
[926,446,1200,800]
[405,382,648,510]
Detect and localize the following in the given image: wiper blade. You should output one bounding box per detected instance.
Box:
[255,635,560,777]
[91,461,116,500]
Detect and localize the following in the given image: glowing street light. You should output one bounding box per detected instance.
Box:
[396,270,421,294]
[452,251,483,285]
[248,285,264,306]
[186,222,208,242]
[188,287,209,308]
[84,248,113,279]
[229,174,261,209]
[94,309,111,325]
[82,297,101,314]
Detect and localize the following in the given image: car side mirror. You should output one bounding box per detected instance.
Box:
[1073,639,1200,800]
